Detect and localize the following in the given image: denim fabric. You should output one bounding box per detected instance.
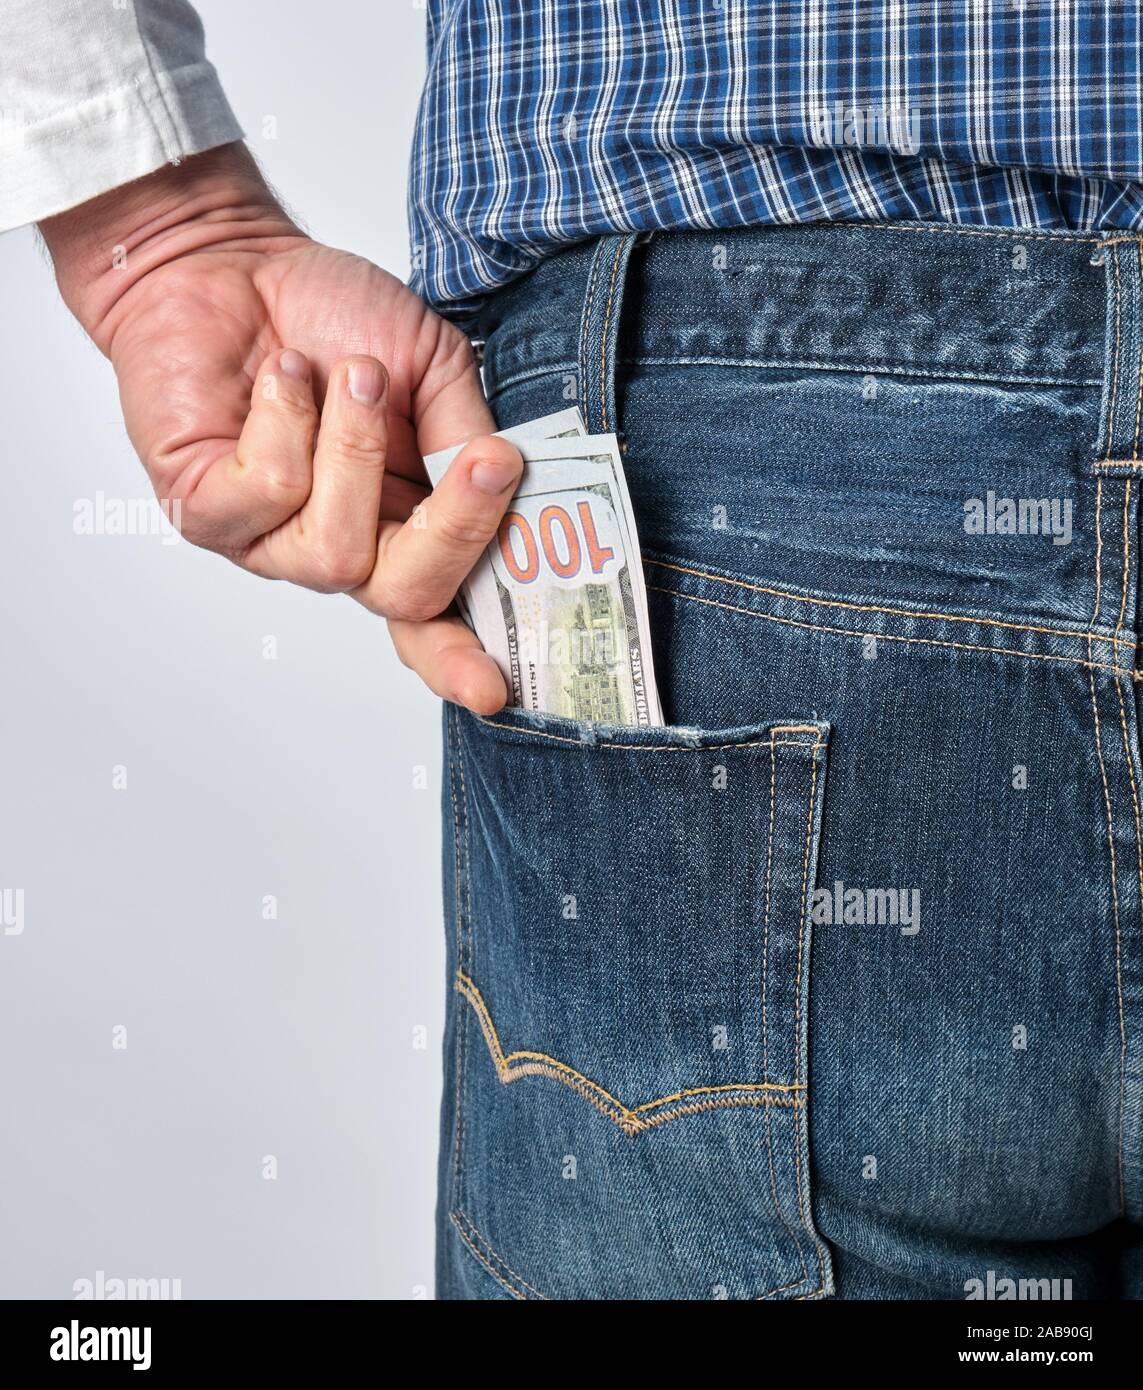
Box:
[436,222,1143,1300]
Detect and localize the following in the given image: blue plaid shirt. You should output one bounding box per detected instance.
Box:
[408,1,1143,328]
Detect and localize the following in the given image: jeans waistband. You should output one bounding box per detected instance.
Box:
[477,221,1143,468]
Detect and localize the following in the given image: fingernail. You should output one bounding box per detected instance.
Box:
[347,361,385,404]
[470,456,520,495]
[279,349,309,380]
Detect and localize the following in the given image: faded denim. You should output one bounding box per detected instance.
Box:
[436,223,1143,1300]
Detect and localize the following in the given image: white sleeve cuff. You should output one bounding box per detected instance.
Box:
[0,58,244,233]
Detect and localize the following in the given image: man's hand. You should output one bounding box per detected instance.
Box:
[39,143,521,714]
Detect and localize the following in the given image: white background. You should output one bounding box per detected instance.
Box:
[0,2,444,1298]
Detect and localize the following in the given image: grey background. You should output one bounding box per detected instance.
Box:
[0,2,443,1298]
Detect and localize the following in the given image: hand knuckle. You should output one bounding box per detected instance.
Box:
[250,463,311,511]
[309,544,375,591]
[376,578,443,623]
[329,428,385,468]
[270,391,317,425]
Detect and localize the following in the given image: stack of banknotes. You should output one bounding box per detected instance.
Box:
[424,408,662,726]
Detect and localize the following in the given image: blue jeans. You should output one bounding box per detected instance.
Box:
[436,223,1143,1299]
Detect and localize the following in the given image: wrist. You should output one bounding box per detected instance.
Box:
[39,142,307,350]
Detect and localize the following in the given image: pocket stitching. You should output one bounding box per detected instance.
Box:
[475,714,822,752]
[760,735,819,1296]
[447,708,469,1185]
[449,1210,543,1300]
[794,748,828,1294]
[451,1201,821,1303]
[456,969,804,1138]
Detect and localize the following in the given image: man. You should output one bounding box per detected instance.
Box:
[4,1,1142,1299]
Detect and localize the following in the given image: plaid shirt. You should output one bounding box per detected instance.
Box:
[408,1,1143,328]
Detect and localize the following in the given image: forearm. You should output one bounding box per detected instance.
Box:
[39,142,305,350]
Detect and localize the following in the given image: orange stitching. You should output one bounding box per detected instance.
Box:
[793,753,819,1090]
[1106,248,1123,458]
[793,750,827,1293]
[1086,658,1128,1216]
[762,740,776,1086]
[760,734,811,1293]
[449,1213,529,1300]
[599,240,626,432]
[496,1059,802,1134]
[638,1094,802,1129]
[1093,460,1143,470]
[1113,674,1143,947]
[456,971,804,1136]
[1093,476,1105,625]
[1117,481,1132,637]
[447,711,468,1181]
[1114,676,1143,902]
[646,557,1133,647]
[474,715,823,751]
[577,241,604,418]
[1112,672,1141,1222]
[502,1061,634,1129]
[458,973,807,1103]
[761,1275,816,1299]
[636,1080,806,1112]
[451,1211,546,1300]
[648,583,1135,676]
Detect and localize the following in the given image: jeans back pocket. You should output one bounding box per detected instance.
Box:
[439,704,834,1300]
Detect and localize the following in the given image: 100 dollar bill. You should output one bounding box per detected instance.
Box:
[423,415,662,726]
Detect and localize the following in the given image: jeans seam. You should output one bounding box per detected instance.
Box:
[761,735,811,1294]
[1094,478,1105,627]
[793,744,828,1293]
[793,747,819,1093]
[449,1211,539,1300]
[646,557,1133,648]
[447,709,467,1184]
[577,247,604,424]
[648,583,1136,678]
[621,354,1100,390]
[762,739,777,1088]
[451,1205,823,1302]
[1117,482,1133,638]
[1086,654,1128,1217]
[599,239,627,431]
[1104,249,1123,459]
[450,711,476,1191]
[1113,674,1143,917]
[864,221,1108,246]
[485,358,1099,397]
[1112,671,1141,1212]
[474,715,821,751]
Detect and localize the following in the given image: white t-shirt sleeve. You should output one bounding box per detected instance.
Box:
[0,0,243,232]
